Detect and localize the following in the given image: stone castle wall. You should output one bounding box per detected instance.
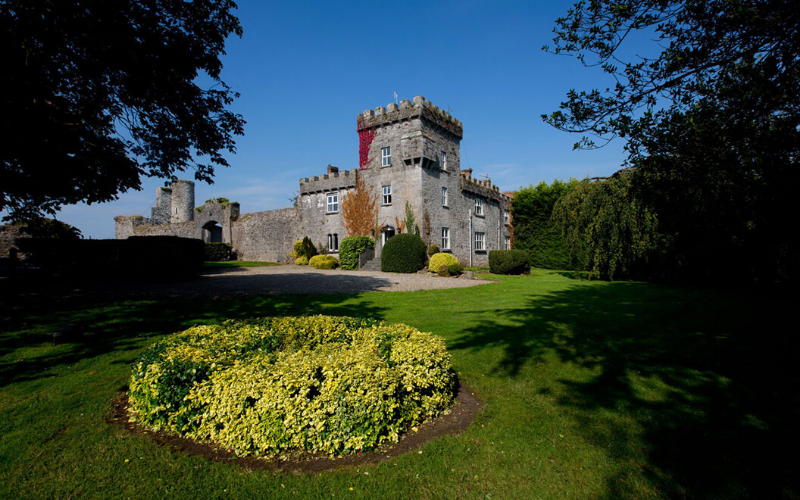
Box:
[231,208,301,262]
[150,187,172,224]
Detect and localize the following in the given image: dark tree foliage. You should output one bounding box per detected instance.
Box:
[15,217,82,240]
[511,179,580,270]
[544,0,799,151]
[544,0,799,282]
[1,0,245,221]
[552,171,663,280]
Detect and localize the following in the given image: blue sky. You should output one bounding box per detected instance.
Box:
[55,0,630,239]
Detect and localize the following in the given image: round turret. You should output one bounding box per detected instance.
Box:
[170,179,195,223]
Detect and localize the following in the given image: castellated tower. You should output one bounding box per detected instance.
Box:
[357,95,462,172]
[170,179,195,223]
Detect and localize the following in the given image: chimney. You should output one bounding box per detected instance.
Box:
[327,165,339,175]
[461,168,473,180]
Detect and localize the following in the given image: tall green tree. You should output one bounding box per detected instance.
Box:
[544,0,799,282]
[511,179,580,270]
[1,0,245,221]
[552,171,663,280]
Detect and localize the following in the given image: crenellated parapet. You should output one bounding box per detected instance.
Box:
[299,168,358,194]
[460,169,511,202]
[357,96,463,140]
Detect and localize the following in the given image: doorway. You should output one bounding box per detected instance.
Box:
[377,226,395,257]
[202,221,223,243]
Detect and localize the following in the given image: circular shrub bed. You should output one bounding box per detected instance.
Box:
[381,234,426,273]
[128,316,454,458]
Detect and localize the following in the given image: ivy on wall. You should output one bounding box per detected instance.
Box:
[357,117,375,169]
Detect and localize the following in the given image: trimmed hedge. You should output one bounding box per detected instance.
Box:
[128,316,455,458]
[204,242,232,262]
[294,256,309,266]
[16,236,203,282]
[339,236,375,270]
[309,255,339,269]
[381,234,426,273]
[489,249,531,275]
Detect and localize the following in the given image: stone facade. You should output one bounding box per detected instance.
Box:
[114,97,512,266]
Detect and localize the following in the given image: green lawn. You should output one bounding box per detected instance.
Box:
[1,271,797,499]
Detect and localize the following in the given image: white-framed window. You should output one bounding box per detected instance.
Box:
[504,209,509,224]
[441,186,448,206]
[381,147,391,167]
[441,151,447,171]
[328,233,339,252]
[441,227,450,250]
[326,192,339,213]
[475,198,483,216]
[382,185,392,205]
[475,231,485,251]
[504,235,511,250]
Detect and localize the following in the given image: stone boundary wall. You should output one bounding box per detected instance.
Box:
[133,221,195,238]
[231,208,302,263]
[114,216,145,239]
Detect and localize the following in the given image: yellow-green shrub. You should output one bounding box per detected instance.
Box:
[308,255,339,269]
[294,256,308,265]
[128,316,454,458]
[429,253,459,274]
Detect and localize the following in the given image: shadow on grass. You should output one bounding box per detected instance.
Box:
[552,270,592,280]
[451,281,800,499]
[0,289,388,389]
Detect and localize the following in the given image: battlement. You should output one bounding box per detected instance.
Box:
[299,168,359,194]
[460,169,510,201]
[357,96,463,139]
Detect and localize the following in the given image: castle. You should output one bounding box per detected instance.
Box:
[115,96,512,266]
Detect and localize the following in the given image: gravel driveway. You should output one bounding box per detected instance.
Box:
[180,265,491,297]
[15,265,493,300]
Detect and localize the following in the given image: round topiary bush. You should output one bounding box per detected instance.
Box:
[381,234,426,273]
[429,253,459,275]
[294,256,309,265]
[128,316,454,458]
[309,255,339,269]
